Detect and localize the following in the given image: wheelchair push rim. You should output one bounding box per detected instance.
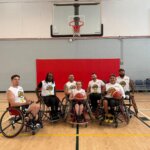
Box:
[0,107,24,138]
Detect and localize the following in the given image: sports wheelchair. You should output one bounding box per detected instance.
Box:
[124,92,138,116]
[98,98,130,128]
[61,95,93,127]
[39,95,63,122]
[0,105,42,138]
[60,95,73,121]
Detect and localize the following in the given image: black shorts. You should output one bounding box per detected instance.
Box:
[104,97,120,107]
[72,99,86,107]
[89,93,102,101]
[42,95,59,107]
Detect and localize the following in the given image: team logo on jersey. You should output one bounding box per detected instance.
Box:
[18,91,25,103]
[107,87,116,96]
[70,85,76,89]
[46,85,53,91]
[92,84,98,93]
[119,81,126,87]
[18,91,24,97]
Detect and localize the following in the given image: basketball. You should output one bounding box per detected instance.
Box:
[74,93,84,99]
[112,91,122,100]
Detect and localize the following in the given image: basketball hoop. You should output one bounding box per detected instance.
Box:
[69,20,84,37]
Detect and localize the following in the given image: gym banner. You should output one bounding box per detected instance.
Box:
[36,59,120,90]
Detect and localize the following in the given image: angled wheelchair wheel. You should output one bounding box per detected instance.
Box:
[130,97,138,115]
[39,98,50,121]
[60,96,71,121]
[119,105,130,124]
[114,121,118,128]
[0,107,24,138]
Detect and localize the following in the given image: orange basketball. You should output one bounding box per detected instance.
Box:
[112,91,122,100]
[74,93,84,99]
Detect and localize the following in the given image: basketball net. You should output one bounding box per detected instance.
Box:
[69,20,84,38]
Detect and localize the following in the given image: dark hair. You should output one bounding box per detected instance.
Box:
[45,72,54,83]
[110,74,116,78]
[119,68,125,72]
[11,74,20,80]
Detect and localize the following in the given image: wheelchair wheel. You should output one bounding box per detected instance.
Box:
[85,101,93,121]
[60,97,68,116]
[60,97,71,121]
[130,97,138,115]
[0,108,24,138]
[120,105,130,124]
[114,121,118,128]
[39,98,50,121]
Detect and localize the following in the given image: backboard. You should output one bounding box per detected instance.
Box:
[50,1,103,37]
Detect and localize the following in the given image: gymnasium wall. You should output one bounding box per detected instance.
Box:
[0,38,121,91]
[0,0,150,91]
[0,38,150,91]
[0,0,150,37]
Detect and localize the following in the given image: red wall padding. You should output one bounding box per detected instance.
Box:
[36,59,120,90]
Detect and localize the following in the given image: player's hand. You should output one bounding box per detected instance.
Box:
[130,93,134,97]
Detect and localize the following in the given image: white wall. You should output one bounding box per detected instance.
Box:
[0,1,52,38]
[0,0,150,37]
[101,0,150,36]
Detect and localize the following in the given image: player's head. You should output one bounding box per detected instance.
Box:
[45,72,54,83]
[11,74,20,86]
[76,81,82,89]
[109,74,116,84]
[91,73,97,80]
[119,68,125,78]
[68,74,74,82]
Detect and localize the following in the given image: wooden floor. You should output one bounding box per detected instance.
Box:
[0,92,150,150]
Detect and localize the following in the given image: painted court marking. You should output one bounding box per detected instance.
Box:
[1,133,150,137]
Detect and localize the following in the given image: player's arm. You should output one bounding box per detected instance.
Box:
[24,95,35,104]
[53,82,57,95]
[83,92,87,100]
[69,91,74,100]
[101,81,106,94]
[35,82,42,99]
[129,79,135,94]
[64,84,69,95]
[7,90,27,107]
[119,85,126,99]
[87,82,91,95]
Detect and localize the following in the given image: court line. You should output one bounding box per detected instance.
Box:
[1,133,150,137]
[76,125,79,150]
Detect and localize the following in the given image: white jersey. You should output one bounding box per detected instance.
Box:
[105,83,125,98]
[116,75,130,92]
[41,80,55,96]
[8,86,26,103]
[65,81,76,94]
[88,79,105,93]
[72,88,86,98]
